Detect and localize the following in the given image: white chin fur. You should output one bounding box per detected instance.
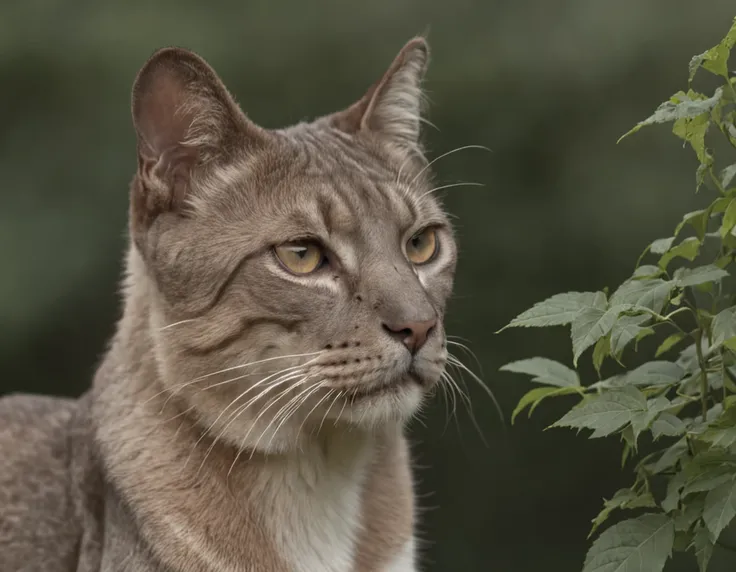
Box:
[343,384,424,428]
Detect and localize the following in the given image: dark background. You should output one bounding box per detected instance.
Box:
[2,1,736,570]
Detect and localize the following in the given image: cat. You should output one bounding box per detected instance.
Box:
[0,36,457,572]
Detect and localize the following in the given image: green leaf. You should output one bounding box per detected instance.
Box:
[721,163,736,188]
[582,514,674,572]
[500,357,580,387]
[590,488,657,537]
[692,526,714,572]
[571,305,628,365]
[700,407,736,449]
[649,439,688,474]
[672,106,712,165]
[618,89,721,141]
[675,497,705,531]
[689,17,736,79]
[610,279,673,314]
[501,291,606,330]
[593,335,610,375]
[610,314,651,357]
[633,265,662,279]
[674,209,709,241]
[682,465,735,496]
[510,386,580,424]
[650,237,675,255]
[659,237,701,269]
[599,361,686,389]
[631,396,672,439]
[655,333,686,358]
[552,386,646,438]
[722,199,736,239]
[703,475,736,539]
[674,265,729,288]
[651,413,687,439]
[712,307,736,351]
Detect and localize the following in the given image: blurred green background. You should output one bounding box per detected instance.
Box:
[2,1,736,570]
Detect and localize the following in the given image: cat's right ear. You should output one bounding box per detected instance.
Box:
[130,47,266,231]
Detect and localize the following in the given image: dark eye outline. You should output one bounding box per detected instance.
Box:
[405,227,439,266]
[273,239,328,275]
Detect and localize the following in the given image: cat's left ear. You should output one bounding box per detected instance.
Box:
[329,37,429,151]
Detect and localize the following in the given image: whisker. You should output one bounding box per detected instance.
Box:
[407,144,492,189]
[144,350,324,406]
[419,181,485,199]
[158,318,197,331]
[317,390,343,434]
[261,381,326,452]
[185,369,310,477]
[446,353,505,434]
[294,384,334,446]
[230,377,322,476]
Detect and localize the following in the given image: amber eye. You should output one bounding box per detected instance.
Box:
[275,241,324,274]
[406,228,438,265]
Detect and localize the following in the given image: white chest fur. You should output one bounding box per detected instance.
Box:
[264,434,373,572]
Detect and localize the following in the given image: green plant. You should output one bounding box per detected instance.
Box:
[499,18,736,572]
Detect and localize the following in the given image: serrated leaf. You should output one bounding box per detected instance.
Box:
[593,336,610,375]
[610,314,651,357]
[674,209,709,241]
[631,396,672,439]
[649,439,688,474]
[682,465,735,497]
[572,305,628,365]
[590,488,657,537]
[659,237,701,269]
[650,237,675,255]
[712,307,736,351]
[690,17,736,80]
[511,386,580,424]
[582,514,674,572]
[675,497,704,531]
[674,265,729,288]
[500,357,580,387]
[672,107,712,165]
[552,387,646,438]
[700,407,736,449]
[602,361,686,389]
[619,89,721,142]
[633,265,662,279]
[652,413,687,439]
[501,291,606,330]
[655,333,686,358]
[722,163,736,188]
[610,280,673,314]
[692,526,714,572]
[703,475,736,539]
[721,199,736,238]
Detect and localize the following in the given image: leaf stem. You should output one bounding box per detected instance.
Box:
[694,329,709,419]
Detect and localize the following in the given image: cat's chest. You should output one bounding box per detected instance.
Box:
[268,463,365,572]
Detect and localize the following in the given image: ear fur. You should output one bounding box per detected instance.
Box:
[329,38,430,151]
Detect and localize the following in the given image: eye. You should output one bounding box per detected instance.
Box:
[274,241,325,275]
[406,228,438,265]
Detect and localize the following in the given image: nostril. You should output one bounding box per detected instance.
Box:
[382,323,412,340]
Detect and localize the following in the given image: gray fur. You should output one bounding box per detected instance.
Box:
[0,37,455,572]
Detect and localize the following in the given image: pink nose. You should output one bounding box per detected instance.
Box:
[382,318,437,354]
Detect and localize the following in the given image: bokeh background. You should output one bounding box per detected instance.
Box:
[2,1,736,570]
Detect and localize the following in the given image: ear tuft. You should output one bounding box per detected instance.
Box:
[131,47,249,163]
[330,38,430,151]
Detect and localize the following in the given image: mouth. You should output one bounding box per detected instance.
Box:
[349,372,424,400]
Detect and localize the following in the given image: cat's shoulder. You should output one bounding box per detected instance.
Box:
[0,392,98,572]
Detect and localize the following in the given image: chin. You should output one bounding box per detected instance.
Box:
[339,376,428,428]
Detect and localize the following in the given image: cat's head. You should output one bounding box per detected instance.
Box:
[128,38,457,452]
